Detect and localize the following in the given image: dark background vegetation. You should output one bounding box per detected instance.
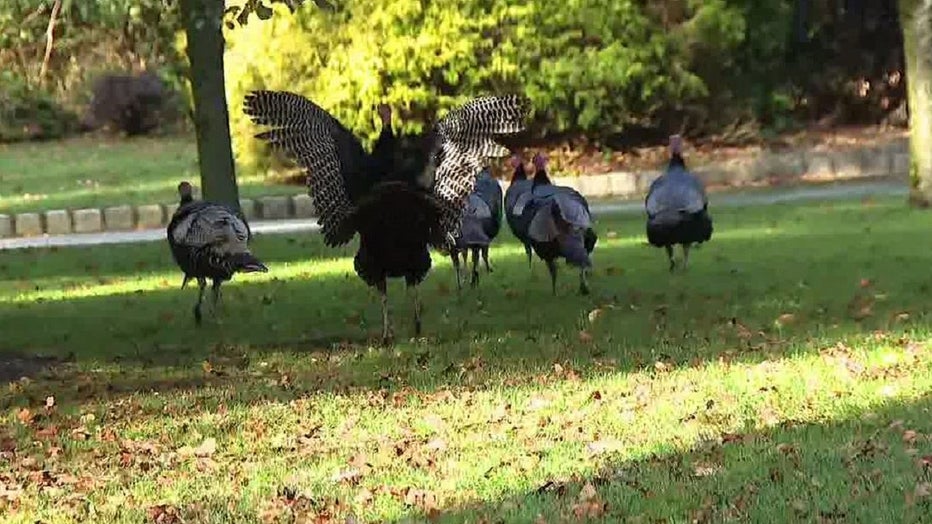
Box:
[0,1,908,157]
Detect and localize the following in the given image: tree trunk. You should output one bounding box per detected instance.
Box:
[179,0,240,210]
[900,0,932,207]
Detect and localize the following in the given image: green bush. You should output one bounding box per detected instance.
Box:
[0,72,79,142]
[224,0,750,173]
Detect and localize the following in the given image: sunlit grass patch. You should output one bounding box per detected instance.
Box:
[0,135,300,214]
[2,195,932,522]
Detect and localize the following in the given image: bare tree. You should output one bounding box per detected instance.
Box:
[178,0,334,210]
[900,0,932,206]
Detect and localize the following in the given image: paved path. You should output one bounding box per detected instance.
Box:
[0,180,907,251]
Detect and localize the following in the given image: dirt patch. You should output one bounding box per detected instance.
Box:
[0,353,69,383]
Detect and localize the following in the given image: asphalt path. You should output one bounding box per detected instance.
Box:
[0,179,906,251]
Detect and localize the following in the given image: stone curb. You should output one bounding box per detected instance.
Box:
[0,138,912,239]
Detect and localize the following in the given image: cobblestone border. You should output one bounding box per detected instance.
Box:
[0,138,911,239]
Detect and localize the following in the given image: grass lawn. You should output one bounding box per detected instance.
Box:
[0,136,301,215]
[2,195,932,522]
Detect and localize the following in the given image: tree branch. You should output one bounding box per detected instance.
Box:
[39,0,63,85]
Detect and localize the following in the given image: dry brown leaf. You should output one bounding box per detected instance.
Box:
[903,430,919,444]
[331,468,362,485]
[147,504,182,524]
[193,437,217,457]
[588,309,603,323]
[354,488,374,506]
[16,408,34,426]
[578,330,594,343]
[587,439,624,456]
[572,482,607,518]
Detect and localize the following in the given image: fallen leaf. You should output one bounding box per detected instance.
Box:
[587,439,624,456]
[36,425,59,439]
[193,437,217,457]
[331,468,362,485]
[16,408,34,425]
[859,278,873,288]
[45,396,55,409]
[354,488,374,506]
[588,309,603,323]
[147,504,181,524]
[775,313,796,327]
[903,430,919,445]
[578,330,593,343]
[572,482,607,519]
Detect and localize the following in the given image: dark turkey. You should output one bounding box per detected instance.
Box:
[166,181,268,325]
[512,154,597,295]
[243,91,529,343]
[645,135,713,271]
[503,155,534,268]
[450,166,503,289]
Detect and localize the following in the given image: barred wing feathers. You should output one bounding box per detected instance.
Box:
[170,202,250,254]
[243,90,368,247]
[428,95,529,249]
[645,168,708,218]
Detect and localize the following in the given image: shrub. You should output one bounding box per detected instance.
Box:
[222,0,718,173]
[0,72,79,142]
[84,71,172,135]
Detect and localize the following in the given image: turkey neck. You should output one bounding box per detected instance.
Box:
[668,153,687,170]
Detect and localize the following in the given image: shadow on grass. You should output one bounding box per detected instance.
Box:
[3,203,932,409]
[399,393,932,523]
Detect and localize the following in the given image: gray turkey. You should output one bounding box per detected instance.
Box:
[166,181,268,325]
[243,91,529,343]
[512,153,597,295]
[450,165,503,289]
[645,135,713,271]
[503,154,534,268]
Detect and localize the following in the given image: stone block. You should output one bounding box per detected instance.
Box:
[44,210,72,235]
[892,152,911,176]
[577,175,611,198]
[860,147,893,177]
[802,151,834,178]
[888,137,909,156]
[636,171,661,194]
[0,214,11,238]
[607,172,637,197]
[553,176,582,193]
[759,151,805,180]
[72,208,103,233]
[239,199,257,220]
[830,151,863,179]
[292,194,316,218]
[136,204,164,229]
[258,195,292,220]
[14,213,42,237]
[104,205,134,231]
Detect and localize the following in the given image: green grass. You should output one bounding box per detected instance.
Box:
[0,136,301,214]
[3,195,932,523]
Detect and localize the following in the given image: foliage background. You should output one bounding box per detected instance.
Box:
[0,0,907,170]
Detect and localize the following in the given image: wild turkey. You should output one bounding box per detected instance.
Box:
[515,153,598,295]
[450,166,503,289]
[166,181,268,325]
[243,91,529,343]
[644,135,713,271]
[503,154,534,268]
